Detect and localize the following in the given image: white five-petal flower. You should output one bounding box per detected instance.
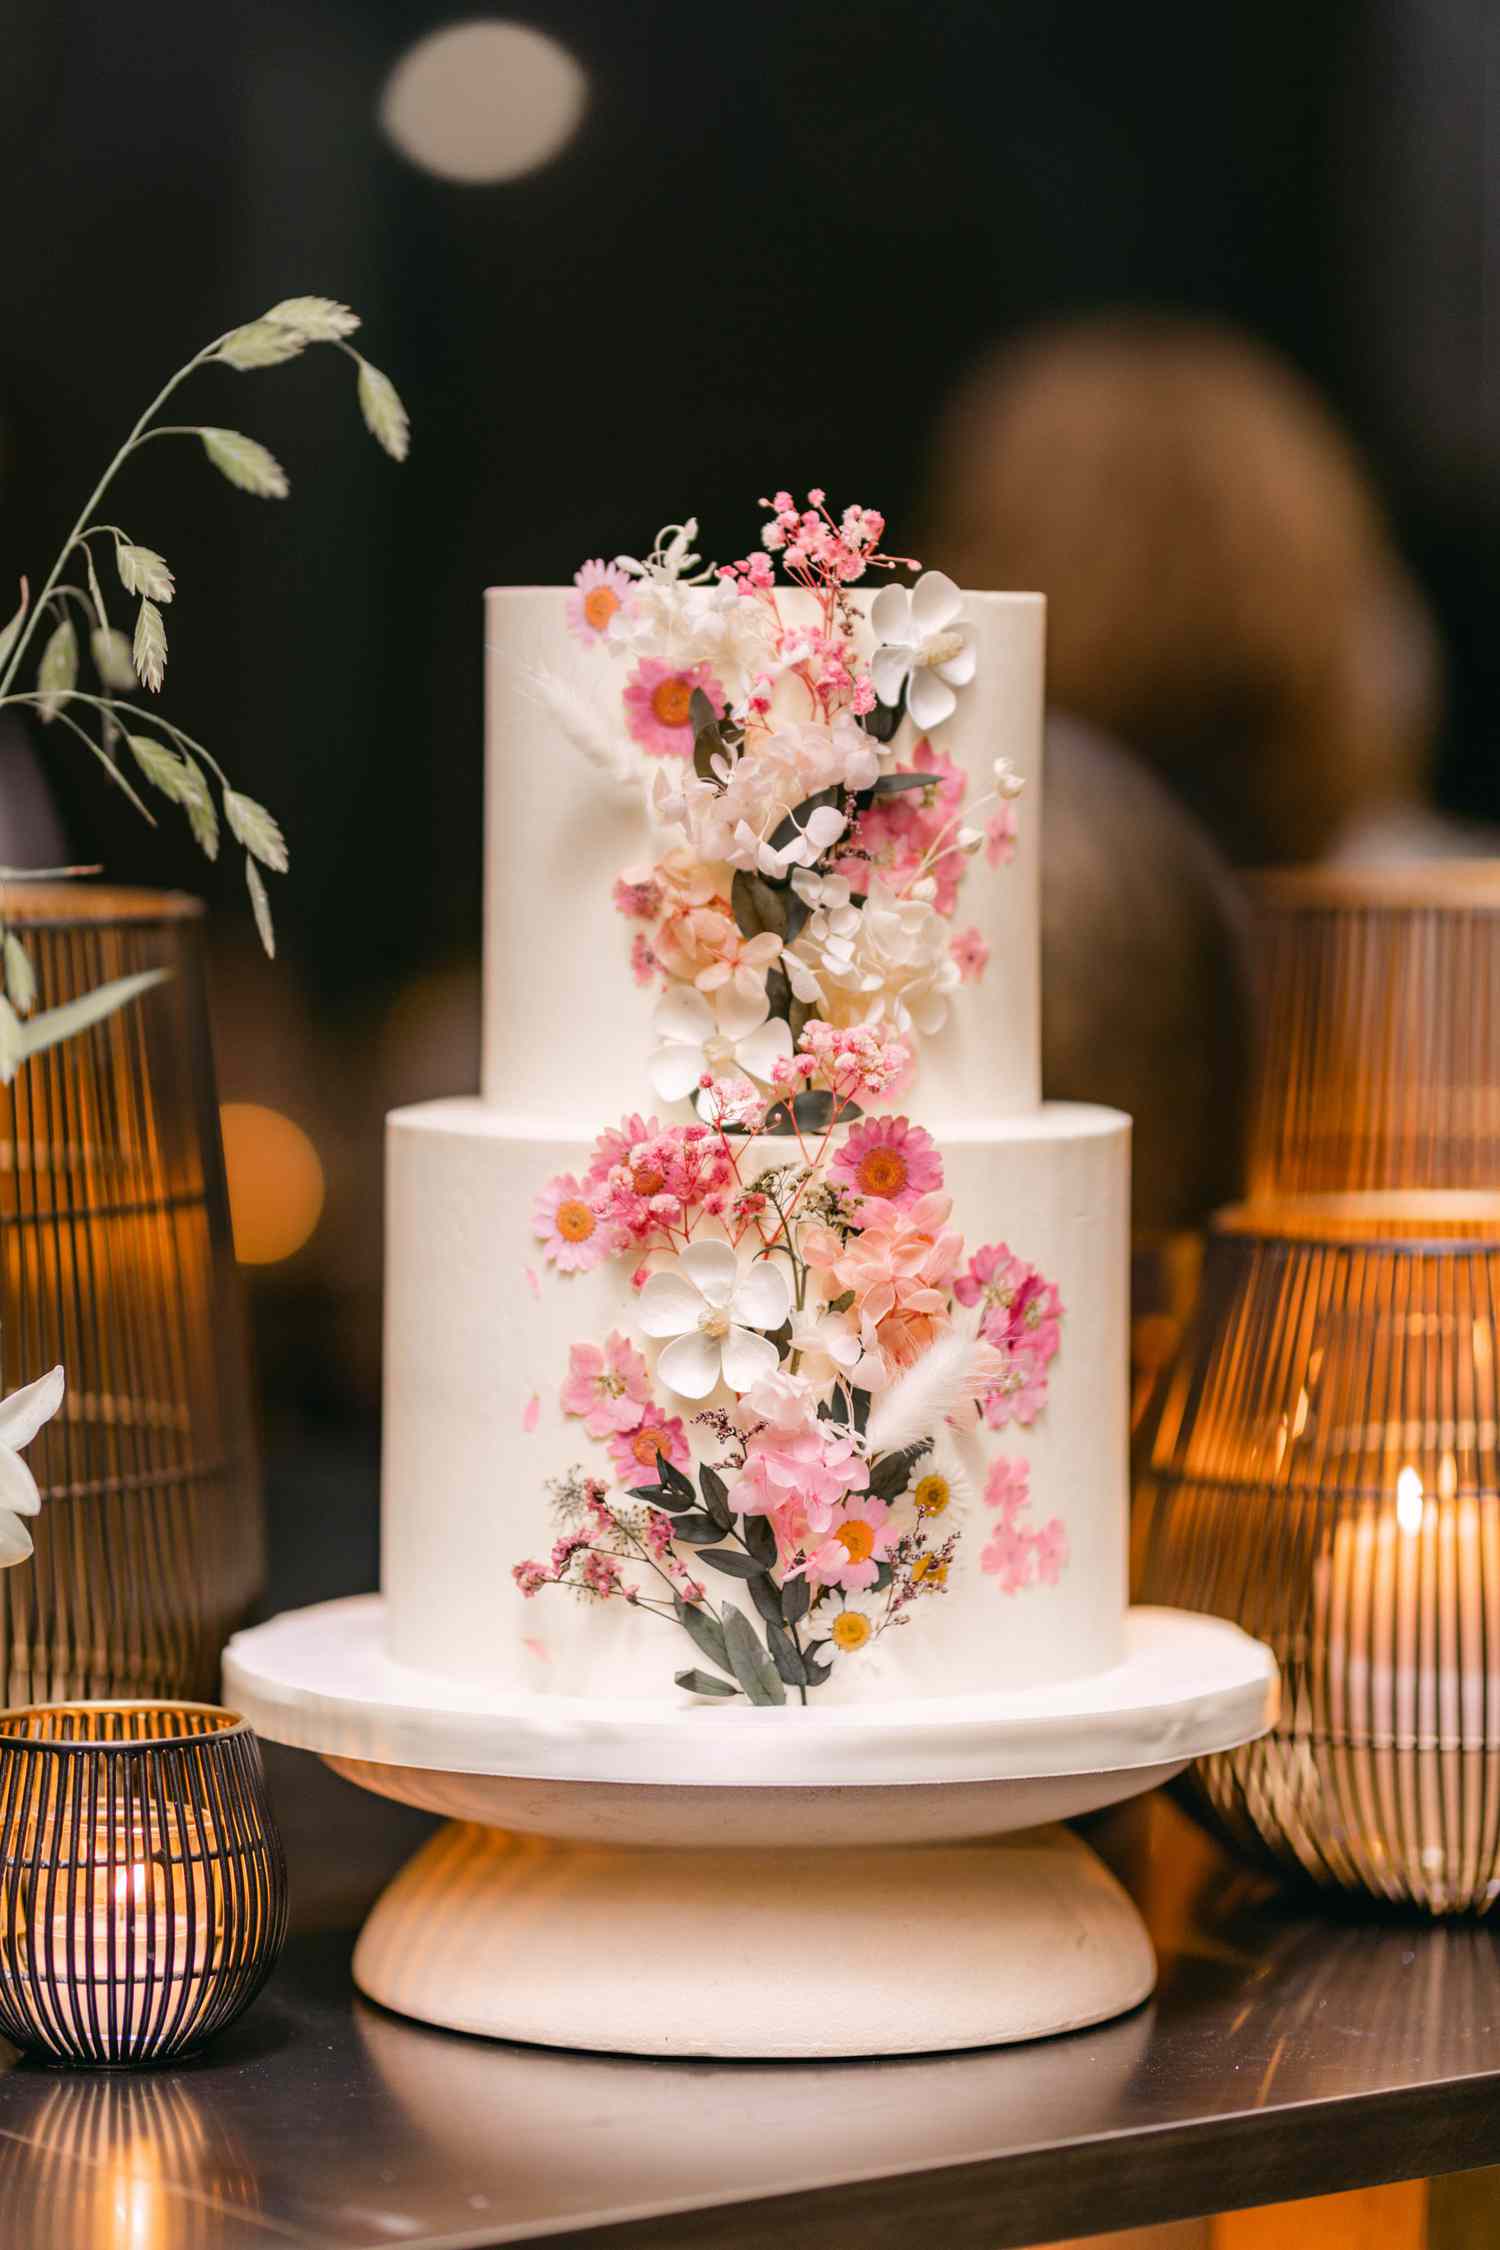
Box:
[0,1365,64,1566]
[638,1241,791,1399]
[648,985,792,1104]
[869,570,977,731]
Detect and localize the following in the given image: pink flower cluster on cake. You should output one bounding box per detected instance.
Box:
[510,491,1066,1706]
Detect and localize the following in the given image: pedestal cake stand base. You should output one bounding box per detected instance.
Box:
[225,1599,1276,2057]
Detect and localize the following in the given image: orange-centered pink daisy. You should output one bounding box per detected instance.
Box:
[830,1115,942,1212]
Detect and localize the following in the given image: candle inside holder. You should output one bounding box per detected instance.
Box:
[0,1702,285,2065]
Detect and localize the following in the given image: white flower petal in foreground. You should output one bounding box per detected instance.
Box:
[0,1364,64,1566]
[648,985,792,1104]
[869,570,977,732]
[638,1240,791,1399]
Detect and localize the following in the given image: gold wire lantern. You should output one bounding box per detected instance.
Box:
[1135,866,1500,1911]
[0,888,262,1703]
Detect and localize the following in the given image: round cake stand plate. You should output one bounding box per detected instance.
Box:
[225,1600,1277,2057]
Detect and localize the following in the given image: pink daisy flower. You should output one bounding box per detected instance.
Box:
[567,558,632,645]
[800,1495,897,1593]
[608,1406,692,1483]
[586,1113,662,1186]
[622,658,725,758]
[831,1116,943,1212]
[951,926,989,983]
[533,1173,607,1273]
[560,1332,653,1438]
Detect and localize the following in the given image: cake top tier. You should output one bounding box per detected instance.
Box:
[483,497,1044,1128]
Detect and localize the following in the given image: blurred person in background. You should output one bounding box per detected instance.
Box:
[921,314,1444,870]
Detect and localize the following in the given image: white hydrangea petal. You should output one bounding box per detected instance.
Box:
[803,805,847,852]
[906,669,957,731]
[730,1256,791,1333]
[657,1328,723,1400]
[870,648,910,708]
[0,1448,41,1519]
[654,982,716,1045]
[649,1042,707,1103]
[715,979,770,1041]
[734,1015,794,1083]
[719,1324,780,1394]
[910,569,962,634]
[0,1366,63,1451]
[637,1269,705,1339]
[0,1510,33,1567]
[678,1237,740,1306]
[868,583,912,645]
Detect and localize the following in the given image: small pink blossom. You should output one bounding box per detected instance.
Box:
[951,926,989,983]
[623,657,725,758]
[985,806,1018,868]
[522,1393,540,1434]
[613,870,664,920]
[560,1332,653,1438]
[980,1454,1068,1595]
[630,931,658,987]
[533,1173,607,1274]
[796,1020,914,1104]
[567,558,633,644]
[607,1406,692,1483]
[732,1368,869,1540]
[512,1559,552,1598]
[832,1115,943,1212]
[580,1551,626,1598]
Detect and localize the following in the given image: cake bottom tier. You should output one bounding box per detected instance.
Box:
[382,1098,1130,1704]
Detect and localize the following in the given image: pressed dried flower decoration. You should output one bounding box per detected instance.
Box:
[0,294,408,1029]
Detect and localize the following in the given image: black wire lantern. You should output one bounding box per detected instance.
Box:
[0,1703,287,2065]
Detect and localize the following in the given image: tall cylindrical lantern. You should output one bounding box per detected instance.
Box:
[1135,867,1500,1911]
[0,887,262,1702]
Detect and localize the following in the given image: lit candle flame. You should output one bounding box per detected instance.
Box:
[1396,1465,1424,1535]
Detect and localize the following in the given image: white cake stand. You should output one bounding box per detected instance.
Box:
[225,1597,1276,2058]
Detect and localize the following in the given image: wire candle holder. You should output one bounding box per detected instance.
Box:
[1136,865,1500,1911]
[0,1703,287,2065]
[0,887,262,1704]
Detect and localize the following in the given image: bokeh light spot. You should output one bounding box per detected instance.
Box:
[379,20,587,183]
[220,1103,325,1267]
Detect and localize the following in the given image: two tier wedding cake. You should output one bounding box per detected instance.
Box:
[382,493,1129,1707]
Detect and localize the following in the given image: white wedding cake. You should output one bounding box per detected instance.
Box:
[382,496,1129,1706]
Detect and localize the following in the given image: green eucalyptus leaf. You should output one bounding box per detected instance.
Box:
[860,693,903,743]
[766,786,841,856]
[748,1572,784,1626]
[673,1595,730,1673]
[674,1668,739,1699]
[667,1511,726,1546]
[741,1513,777,1569]
[657,1452,695,1504]
[698,1463,733,1530]
[766,1619,809,1687]
[804,1654,833,1686]
[781,1573,811,1627]
[868,771,940,797]
[36,617,77,722]
[697,1549,768,1581]
[867,1441,933,1503]
[720,1603,785,1706]
[731,870,787,942]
